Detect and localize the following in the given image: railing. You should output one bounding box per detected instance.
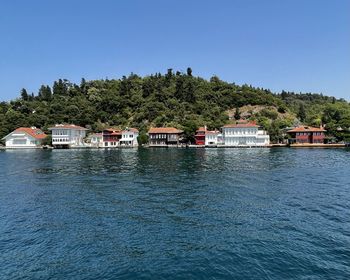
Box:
[52,134,69,137]
[52,139,69,142]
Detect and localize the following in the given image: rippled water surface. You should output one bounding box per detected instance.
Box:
[0,148,350,279]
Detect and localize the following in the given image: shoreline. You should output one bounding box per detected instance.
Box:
[1,143,348,150]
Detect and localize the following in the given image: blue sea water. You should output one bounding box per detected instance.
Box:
[0,148,349,279]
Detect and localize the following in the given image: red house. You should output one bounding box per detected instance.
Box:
[195,127,206,145]
[287,126,326,144]
[103,128,122,147]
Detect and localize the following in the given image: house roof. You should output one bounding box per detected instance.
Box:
[123,128,139,133]
[148,127,183,134]
[223,120,259,128]
[48,124,88,130]
[287,126,326,133]
[196,127,206,132]
[103,128,122,135]
[2,127,47,140]
[206,130,220,135]
[195,127,220,135]
[88,133,102,137]
[104,128,121,132]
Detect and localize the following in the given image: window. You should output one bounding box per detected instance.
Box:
[13,139,26,145]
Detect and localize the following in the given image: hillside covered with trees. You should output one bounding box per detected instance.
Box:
[1,68,350,143]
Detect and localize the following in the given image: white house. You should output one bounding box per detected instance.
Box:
[2,127,47,148]
[222,120,270,147]
[119,128,139,146]
[195,126,223,146]
[206,130,223,146]
[87,133,103,148]
[48,124,88,148]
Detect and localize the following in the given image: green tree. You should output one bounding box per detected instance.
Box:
[297,103,306,122]
[38,85,52,101]
[137,133,149,145]
[20,88,29,101]
[53,79,68,95]
[234,107,241,120]
[186,67,192,76]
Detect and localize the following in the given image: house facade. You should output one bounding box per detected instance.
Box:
[195,127,206,145]
[103,128,122,147]
[2,127,47,148]
[287,126,326,144]
[119,128,139,146]
[222,120,270,147]
[148,127,183,146]
[49,124,88,148]
[206,130,223,146]
[195,127,223,146]
[87,133,103,148]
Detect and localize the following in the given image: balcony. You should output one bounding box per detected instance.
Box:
[52,138,70,143]
[52,134,69,137]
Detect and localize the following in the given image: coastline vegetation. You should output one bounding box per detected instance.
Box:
[1,68,350,144]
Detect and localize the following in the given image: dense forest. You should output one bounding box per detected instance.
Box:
[1,68,350,143]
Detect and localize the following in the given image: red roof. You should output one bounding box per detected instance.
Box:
[195,126,220,135]
[196,127,206,132]
[48,124,88,130]
[104,128,122,135]
[287,126,326,133]
[148,127,183,134]
[12,127,47,139]
[206,130,220,135]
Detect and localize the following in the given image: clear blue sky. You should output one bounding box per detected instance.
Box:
[0,0,349,100]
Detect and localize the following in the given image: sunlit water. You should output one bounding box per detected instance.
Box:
[0,148,349,279]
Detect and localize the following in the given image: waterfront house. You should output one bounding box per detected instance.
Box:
[2,127,47,148]
[103,128,122,147]
[195,127,206,145]
[87,133,103,148]
[49,124,88,148]
[287,126,326,144]
[206,130,223,146]
[120,128,139,146]
[148,127,183,146]
[195,126,223,146]
[222,120,270,147]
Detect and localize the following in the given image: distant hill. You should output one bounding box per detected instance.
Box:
[1,68,350,143]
